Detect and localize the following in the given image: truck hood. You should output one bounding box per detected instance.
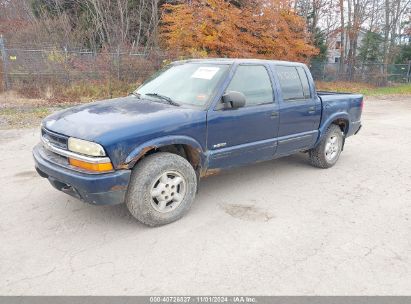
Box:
[43,96,205,144]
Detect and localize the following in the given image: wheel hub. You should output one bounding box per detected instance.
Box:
[325,135,340,161]
[150,171,186,213]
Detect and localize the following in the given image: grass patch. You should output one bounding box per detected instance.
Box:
[0,107,52,129]
[51,80,138,103]
[365,84,411,96]
[55,81,138,101]
[13,80,139,103]
[0,80,140,128]
[0,107,50,116]
[316,81,411,96]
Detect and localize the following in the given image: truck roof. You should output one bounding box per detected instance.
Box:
[174,58,307,67]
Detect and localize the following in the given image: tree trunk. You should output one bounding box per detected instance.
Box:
[339,0,345,78]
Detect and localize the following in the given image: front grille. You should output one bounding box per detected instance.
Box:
[38,143,69,166]
[41,128,68,150]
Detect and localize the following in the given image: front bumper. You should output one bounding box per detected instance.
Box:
[33,144,131,205]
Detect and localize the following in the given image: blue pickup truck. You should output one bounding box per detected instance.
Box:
[33,59,363,226]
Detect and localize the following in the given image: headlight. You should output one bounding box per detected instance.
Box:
[68,137,106,157]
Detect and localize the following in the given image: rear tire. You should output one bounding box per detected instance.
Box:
[126,152,197,226]
[309,124,343,169]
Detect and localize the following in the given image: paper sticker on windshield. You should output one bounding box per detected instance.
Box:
[191,67,220,80]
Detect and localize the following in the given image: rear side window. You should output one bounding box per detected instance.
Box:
[276,66,311,101]
[296,67,311,98]
[226,65,274,106]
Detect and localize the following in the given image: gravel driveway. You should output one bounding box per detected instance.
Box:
[1,97,410,295]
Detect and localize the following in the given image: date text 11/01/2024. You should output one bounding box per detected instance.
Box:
[149,296,257,303]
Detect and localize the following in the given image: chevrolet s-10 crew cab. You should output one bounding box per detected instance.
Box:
[33,59,363,226]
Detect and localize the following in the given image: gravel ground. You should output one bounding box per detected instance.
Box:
[0,97,410,295]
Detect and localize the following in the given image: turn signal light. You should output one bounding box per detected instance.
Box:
[69,158,113,173]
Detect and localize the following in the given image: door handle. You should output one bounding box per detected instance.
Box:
[308,107,316,114]
[270,111,279,118]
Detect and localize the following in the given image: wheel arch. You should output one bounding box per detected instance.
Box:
[318,113,350,142]
[121,136,206,174]
[332,118,350,134]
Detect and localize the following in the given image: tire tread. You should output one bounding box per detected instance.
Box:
[126,152,197,226]
[309,124,343,169]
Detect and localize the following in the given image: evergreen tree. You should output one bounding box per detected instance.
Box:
[358,31,383,63]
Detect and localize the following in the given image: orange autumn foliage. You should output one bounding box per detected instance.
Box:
[160,0,319,62]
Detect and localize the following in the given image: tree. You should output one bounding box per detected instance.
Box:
[2,0,163,51]
[312,27,328,61]
[160,0,318,61]
[358,31,384,63]
[339,0,345,73]
[394,44,411,63]
[345,0,374,79]
[0,0,33,37]
[382,0,411,64]
[309,26,328,80]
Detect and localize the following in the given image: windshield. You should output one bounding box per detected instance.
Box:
[136,63,230,107]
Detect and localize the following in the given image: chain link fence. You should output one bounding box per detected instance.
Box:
[1,38,410,99]
[310,59,411,85]
[0,38,167,99]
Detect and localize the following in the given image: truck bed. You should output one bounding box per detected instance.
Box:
[317,91,363,137]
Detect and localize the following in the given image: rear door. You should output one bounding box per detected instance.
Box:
[206,64,279,169]
[273,65,321,155]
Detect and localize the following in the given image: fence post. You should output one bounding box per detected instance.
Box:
[64,46,70,85]
[109,52,113,99]
[407,60,411,83]
[0,35,10,91]
[117,46,120,81]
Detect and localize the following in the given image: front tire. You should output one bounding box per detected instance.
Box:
[126,152,197,226]
[309,124,343,169]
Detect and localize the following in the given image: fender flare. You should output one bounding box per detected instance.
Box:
[123,135,206,169]
[317,112,350,144]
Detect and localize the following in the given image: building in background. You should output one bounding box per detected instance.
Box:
[326,28,374,64]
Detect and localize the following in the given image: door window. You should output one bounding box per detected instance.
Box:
[276,66,311,101]
[225,65,274,106]
[296,67,311,98]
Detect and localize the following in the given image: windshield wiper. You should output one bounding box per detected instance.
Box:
[130,91,141,98]
[144,93,180,107]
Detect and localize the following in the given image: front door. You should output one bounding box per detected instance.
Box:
[206,64,279,170]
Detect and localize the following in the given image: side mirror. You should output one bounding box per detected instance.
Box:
[222,91,246,109]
